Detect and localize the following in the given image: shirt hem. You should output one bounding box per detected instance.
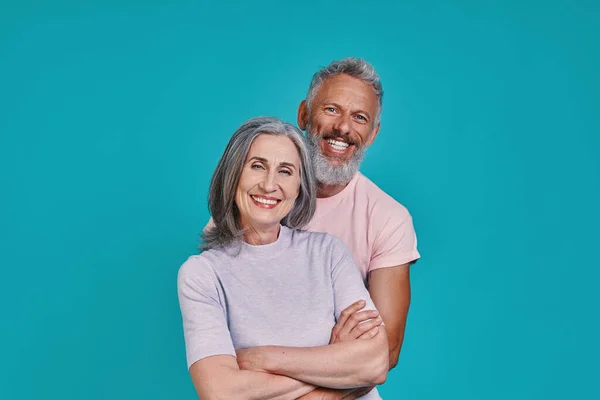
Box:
[368,251,421,272]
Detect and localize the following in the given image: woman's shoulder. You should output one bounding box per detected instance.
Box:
[178,254,211,277]
[177,249,228,280]
[288,227,349,254]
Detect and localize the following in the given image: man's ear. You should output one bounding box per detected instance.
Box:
[366,122,381,146]
[297,100,308,130]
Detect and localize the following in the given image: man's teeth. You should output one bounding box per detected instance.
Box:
[252,196,277,205]
[327,139,350,151]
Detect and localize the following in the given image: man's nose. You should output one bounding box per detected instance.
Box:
[332,113,352,136]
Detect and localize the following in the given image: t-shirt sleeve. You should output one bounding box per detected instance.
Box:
[370,207,420,272]
[177,257,235,368]
[329,237,379,320]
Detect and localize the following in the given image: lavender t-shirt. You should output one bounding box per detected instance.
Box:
[177,225,382,399]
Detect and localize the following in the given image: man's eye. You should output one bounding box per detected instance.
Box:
[356,115,366,121]
[326,107,336,113]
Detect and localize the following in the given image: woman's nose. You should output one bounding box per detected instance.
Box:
[259,171,277,192]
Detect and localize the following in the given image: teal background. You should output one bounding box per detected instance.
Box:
[1,0,599,399]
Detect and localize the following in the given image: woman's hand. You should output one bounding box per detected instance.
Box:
[329,300,383,344]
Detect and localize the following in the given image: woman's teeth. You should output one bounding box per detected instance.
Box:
[251,195,277,205]
[327,139,350,151]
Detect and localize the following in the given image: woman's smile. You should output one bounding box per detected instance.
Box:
[250,194,281,209]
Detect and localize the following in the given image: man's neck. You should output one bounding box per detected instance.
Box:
[317,183,349,198]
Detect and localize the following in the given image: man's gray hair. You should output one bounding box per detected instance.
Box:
[305,57,384,123]
[201,117,317,252]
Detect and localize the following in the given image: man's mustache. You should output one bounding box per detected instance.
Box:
[319,132,358,146]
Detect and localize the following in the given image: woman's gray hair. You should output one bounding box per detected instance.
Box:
[201,117,317,252]
[305,57,384,124]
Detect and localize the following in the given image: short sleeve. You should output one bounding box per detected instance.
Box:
[370,208,420,272]
[177,257,235,368]
[329,237,379,320]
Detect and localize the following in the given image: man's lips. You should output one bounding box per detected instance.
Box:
[322,135,356,146]
[322,137,354,155]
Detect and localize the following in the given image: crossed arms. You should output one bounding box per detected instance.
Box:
[241,264,412,400]
[187,264,410,400]
[189,312,388,400]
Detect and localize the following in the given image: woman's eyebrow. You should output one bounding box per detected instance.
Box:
[248,157,297,170]
[248,156,268,163]
[279,161,297,170]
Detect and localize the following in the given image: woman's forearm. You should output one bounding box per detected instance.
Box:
[192,362,316,400]
[231,369,317,400]
[237,333,389,389]
[296,385,376,400]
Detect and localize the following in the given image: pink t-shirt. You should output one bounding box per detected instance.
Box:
[304,172,420,283]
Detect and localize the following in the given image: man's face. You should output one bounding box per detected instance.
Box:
[299,73,380,186]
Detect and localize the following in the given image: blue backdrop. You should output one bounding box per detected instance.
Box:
[1,1,598,399]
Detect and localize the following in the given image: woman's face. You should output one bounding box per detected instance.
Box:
[235,134,302,232]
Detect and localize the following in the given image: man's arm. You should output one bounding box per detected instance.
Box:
[368,263,412,369]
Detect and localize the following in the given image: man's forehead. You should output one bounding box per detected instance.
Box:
[314,74,378,108]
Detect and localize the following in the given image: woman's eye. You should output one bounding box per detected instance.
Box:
[251,164,264,170]
[279,169,292,175]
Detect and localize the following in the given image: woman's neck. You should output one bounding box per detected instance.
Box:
[243,224,281,246]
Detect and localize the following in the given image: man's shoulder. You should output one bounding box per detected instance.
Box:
[355,172,412,218]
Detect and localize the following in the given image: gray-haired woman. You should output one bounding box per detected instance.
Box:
[177,117,389,400]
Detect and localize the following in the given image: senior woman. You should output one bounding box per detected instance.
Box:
[177,117,388,400]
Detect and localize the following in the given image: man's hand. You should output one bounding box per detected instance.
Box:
[329,300,383,345]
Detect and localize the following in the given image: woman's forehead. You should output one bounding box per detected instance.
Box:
[246,135,301,164]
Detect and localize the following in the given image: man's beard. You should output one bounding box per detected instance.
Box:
[306,123,366,186]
